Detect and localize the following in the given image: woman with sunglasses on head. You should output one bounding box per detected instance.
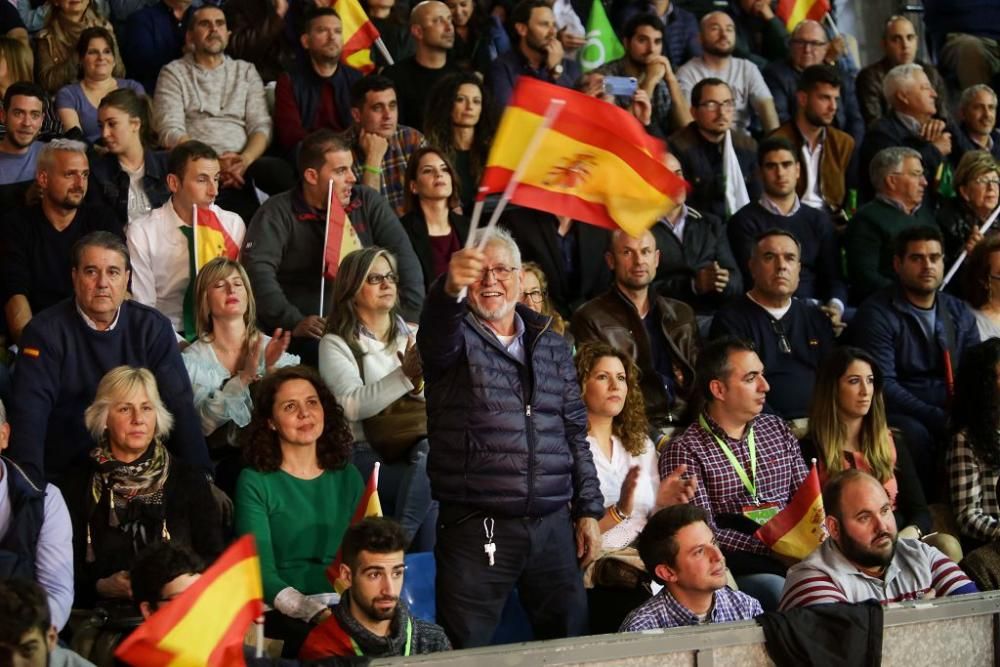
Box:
[318,247,435,551]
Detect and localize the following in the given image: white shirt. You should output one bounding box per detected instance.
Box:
[676,56,774,133]
[127,198,245,334]
[587,434,659,549]
[800,132,825,210]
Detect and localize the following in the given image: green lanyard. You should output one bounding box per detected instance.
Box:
[350,617,412,657]
[699,414,757,502]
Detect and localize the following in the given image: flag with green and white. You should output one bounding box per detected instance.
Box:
[579,0,625,72]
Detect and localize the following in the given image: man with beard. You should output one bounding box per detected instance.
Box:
[851,226,979,495]
[489,0,581,108]
[764,21,864,143]
[598,13,691,138]
[416,226,603,648]
[0,579,94,667]
[274,8,364,156]
[573,229,699,430]
[0,140,122,345]
[710,229,835,420]
[668,78,761,221]
[676,11,778,135]
[769,64,856,215]
[154,5,293,222]
[954,85,1000,163]
[383,1,459,130]
[728,137,847,318]
[299,518,450,659]
[0,83,47,198]
[659,336,808,611]
[779,469,977,609]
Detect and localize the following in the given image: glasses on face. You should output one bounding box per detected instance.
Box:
[790,38,828,49]
[697,99,735,112]
[891,170,925,179]
[479,265,515,281]
[366,271,398,285]
[770,319,792,354]
[521,288,546,304]
[974,176,1000,187]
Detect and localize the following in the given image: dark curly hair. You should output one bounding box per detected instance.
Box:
[952,338,1000,466]
[242,366,353,472]
[575,341,649,456]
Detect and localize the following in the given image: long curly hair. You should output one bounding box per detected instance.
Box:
[807,347,894,482]
[574,341,649,456]
[423,72,497,184]
[964,234,1000,309]
[952,338,1000,466]
[242,366,353,472]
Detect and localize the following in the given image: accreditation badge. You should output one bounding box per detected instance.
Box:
[742,502,780,526]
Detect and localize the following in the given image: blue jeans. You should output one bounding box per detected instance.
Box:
[735,573,785,612]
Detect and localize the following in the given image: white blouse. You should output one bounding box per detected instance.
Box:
[587,434,660,549]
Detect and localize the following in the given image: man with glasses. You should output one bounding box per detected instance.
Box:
[763,20,864,143]
[955,85,1000,162]
[573,229,700,431]
[851,226,980,496]
[710,228,834,420]
[416,226,603,648]
[241,129,424,366]
[676,11,779,135]
[668,77,761,221]
[846,147,939,302]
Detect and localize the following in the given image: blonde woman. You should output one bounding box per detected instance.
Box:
[60,366,223,608]
[520,262,568,337]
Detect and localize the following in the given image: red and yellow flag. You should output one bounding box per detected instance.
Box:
[323,183,363,280]
[479,77,686,237]
[115,535,264,667]
[194,206,240,272]
[755,464,826,560]
[775,0,831,31]
[326,463,383,594]
[334,0,380,73]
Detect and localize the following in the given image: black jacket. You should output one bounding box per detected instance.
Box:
[858,112,955,205]
[89,149,170,228]
[399,209,470,290]
[668,122,761,220]
[417,277,604,519]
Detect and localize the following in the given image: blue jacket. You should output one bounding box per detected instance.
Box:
[416,278,604,519]
[488,48,581,109]
[89,148,170,227]
[851,286,980,428]
[0,456,44,583]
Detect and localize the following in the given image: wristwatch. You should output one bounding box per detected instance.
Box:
[550,63,564,78]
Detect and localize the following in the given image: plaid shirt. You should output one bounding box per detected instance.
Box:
[350,124,425,217]
[947,431,1000,542]
[659,413,807,555]
[620,586,762,631]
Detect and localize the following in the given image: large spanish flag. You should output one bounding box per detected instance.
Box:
[194,206,240,271]
[323,183,363,280]
[775,0,830,31]
[335,0,380,73]
[480,77,685,237]
[755,464,826,560]
[326,463,383,594]
[115,535,264,667]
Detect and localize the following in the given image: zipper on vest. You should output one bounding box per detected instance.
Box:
[526,404,531,417]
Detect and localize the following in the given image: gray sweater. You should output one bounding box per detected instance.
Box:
[153,54,271,153]
[241,185,425,329]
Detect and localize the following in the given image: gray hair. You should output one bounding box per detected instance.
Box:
[791,19,824,40]
[84,366,174,443]
[959,84,998,112]
[870,146,922,192]
[37,138,88,173]
[470,226,522,268]
[882,63,925,107]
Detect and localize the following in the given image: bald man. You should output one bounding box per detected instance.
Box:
[382,0,459,129]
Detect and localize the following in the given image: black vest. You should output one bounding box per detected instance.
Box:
[0,456,45,581]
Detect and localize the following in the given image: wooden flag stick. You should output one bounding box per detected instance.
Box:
[319,178,334,317]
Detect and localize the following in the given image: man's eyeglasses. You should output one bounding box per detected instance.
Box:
[790,38,828,49]
[480,265,516,281]
[697,100,735,112]
[521,289,547,304]
[770,319,792,354]
[366,271,399,285]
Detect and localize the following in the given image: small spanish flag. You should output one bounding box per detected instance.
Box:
[334,0,380,73]
[479,77,686,237]
[322,181,364,281]
[194,206,240,272]
[115,535,264,667]
[755,463,826,560]
[775,0,830,31]
[326,463,383,594]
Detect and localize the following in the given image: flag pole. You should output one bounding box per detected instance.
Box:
[941,204,1000,288]
[192,203,199,275]
[374,37,394,66]
[821,12,840,37]
[320,178,333,317]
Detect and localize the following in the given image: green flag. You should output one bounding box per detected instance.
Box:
[580,0,624,72]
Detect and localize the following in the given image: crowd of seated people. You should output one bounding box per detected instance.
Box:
[4,0,1000,663]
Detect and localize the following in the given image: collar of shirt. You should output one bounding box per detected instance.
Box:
[76,300,122,331]
[0,460,9,539]
[480,311,527,360]
[829,538,901,585]
[699,410,756,446]
[800,125,825,153]
[963,124,995,150]
[876,193,921,215]
[660,204,688,240]
[895,111,924,136]
[758,194,801,217]
[358,315,412,342]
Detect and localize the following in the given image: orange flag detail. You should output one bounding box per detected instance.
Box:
[775,0,831,31]
[323,184,363,280]
[334,0,380,73]
[326,463,383,594]
[755,463,827,560]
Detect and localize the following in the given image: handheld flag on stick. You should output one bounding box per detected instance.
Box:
[755,461,826,560]
[722,129,750,218]
[775,0,831,31]
[193,204,240,271]
[320,179,363,315]
[115,535,264,667]
[580,0,624,71]
[325,462,383,594]
[334,0,384,72]
[941,204,1000,288]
